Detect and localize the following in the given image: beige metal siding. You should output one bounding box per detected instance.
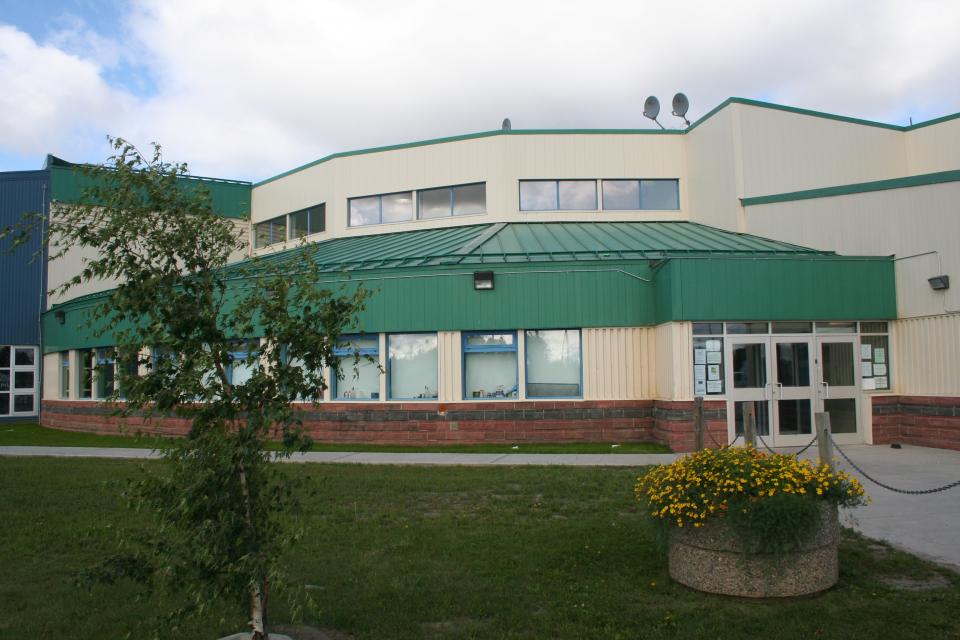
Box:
[438,331,461,402]
[906,118,960,175]
[654,322,692,400]
[42,352,60,400]
[582,327,652,399]
[685,106,742,232]
[894,313,960,395]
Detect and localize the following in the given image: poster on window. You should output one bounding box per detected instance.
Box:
[694,379,706,395]
[874,348,885,364]
[873,363,887,376]
[706,351,722,364]
[875,376,888,389]
[860,344,872,359]
[707,364,721,380]
[694,349,706,365]
[861,362,873,378]
[694,365,706,381]
[706,339,722,352]
[706,380,722,393]
[862,378,877,390]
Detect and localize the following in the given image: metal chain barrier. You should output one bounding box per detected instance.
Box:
[753,432,818,457]
[828,433,960,495]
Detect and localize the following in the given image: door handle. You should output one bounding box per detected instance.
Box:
[820,381,830,399]
[776,382,783,399]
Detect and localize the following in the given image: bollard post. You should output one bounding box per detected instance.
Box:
[694,396,705,450]
[816,412,833,467]
[744,401,757,448]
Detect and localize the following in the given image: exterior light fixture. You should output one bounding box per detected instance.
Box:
[474,271,494,291]
[54,309,66,325]
[928,275,950,291]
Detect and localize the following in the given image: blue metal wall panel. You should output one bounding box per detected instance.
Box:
[0,170,48,345]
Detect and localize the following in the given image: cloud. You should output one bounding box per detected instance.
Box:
[2,0,960,179]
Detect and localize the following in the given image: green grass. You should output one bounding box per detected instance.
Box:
[1,457,957,639]
[0,422,670,454]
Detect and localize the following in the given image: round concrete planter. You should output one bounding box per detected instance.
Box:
[668,504,839,598]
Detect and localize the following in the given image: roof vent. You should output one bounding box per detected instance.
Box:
[501,118,512,131]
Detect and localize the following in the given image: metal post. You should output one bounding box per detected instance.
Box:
[694,396,705,451]
[744,401,757,448]
[816,412,833,467]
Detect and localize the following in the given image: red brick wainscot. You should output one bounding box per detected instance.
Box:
[871,395,960,452]
[41,399,728,452]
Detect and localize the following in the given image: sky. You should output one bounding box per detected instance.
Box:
[1,0,958,182]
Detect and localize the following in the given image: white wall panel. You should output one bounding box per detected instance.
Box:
[582,327,652,399]
[437,331,461,402]
[893,313,960,395]
[654,322,692,400]
[906,118,960,175]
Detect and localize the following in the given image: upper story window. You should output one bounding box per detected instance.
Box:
[601,179,679,210]
[254,215,286,248]
[520,180,597,211]
[419,183,486,219]
[349,191,414,227]
[289,204,326,239]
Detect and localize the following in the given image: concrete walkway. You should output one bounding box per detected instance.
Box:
[2,443,958,570]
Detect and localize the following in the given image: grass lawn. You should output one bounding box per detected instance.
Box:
[0,422,670,454]
[1,459,957,639]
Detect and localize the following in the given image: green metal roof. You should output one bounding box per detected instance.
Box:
[251,221,831,274]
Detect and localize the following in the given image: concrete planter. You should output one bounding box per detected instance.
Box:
[668,503,839,598]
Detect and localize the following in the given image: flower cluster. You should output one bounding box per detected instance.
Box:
[635,446,867,529]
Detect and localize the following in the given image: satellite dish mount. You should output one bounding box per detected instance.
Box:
[672,92,691,127]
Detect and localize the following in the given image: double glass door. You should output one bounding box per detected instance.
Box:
[726,336,860,447]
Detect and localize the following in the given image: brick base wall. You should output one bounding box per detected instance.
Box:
[41,399,729,452]
[871,395,960,451]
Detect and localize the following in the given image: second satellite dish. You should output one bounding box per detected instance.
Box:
[672,93,691,126]
[643,96,664,129]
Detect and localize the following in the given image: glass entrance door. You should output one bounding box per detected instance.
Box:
[727,337,771,442]
[817,337,861,444]
[772,338,815,446]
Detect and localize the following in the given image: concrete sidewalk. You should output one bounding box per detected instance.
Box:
[2,443,958,570]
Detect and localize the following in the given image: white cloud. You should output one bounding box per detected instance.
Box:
[2,0,960,179]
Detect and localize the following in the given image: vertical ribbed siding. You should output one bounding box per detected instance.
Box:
[654,322,693,400]
[582,327,652,399]
[893,313,960,395]
[438,331,461,401]
[0,171,47,345]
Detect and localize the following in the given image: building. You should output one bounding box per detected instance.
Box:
[4,97,959,451]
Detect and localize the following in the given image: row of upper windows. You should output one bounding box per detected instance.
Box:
[57,329,583,402]
[253,178,680,245]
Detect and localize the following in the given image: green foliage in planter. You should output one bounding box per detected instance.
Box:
[725,491,824,554]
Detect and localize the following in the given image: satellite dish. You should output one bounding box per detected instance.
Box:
[502,118,512,131]
[672,92,691,126]
[643,96,664,129]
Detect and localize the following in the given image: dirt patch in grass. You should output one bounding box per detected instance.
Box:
[878,573,953,592]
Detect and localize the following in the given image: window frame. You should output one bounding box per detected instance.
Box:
[600,178,681,211]
[417,182,487,220]
[386,332,440,400]
[348,190,415,228]
[331,334,381,400]
[461,330,519,401]
[60,351,71,399]
[95,347,116,400]
[253,214,287,249]
[519,180,598,212]
[524,329,583,399]
[288,203,326,240]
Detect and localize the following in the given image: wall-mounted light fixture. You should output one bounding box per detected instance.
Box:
[54,309,66,325]
[473,271,494,291]
[928,275,950,291]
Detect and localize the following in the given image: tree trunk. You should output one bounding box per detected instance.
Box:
[250,583,266,639]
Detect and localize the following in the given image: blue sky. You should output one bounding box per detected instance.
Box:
[1,0,958,181]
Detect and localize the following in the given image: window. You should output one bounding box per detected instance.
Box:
[860,323,890,391]
[227,341,260,386]
[692,326,725,396]
[462,332,518,399]
[96,348,115,399]
[601,179,680,210]
[418,183,486,219]
[289,204,326,239]
[520,180,597,211]
[349,192,413,227]
[333,335,380,399]
[1,346,39,416]
[78,349,94,399]
[525,330,582,398]
[388,334,438,399]
[254,215,286,248]
[60,351,70,398]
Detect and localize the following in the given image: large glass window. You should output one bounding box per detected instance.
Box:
[388,334,438,399]
[463,332,518,399]
[333,335,380,400]
[349,192,414,227]
[418,183,486,219]
[525,330,582,398]
[289,204,325,239]
[228,341,260,387]
[859,328,890,391]
[601,179,679,210]
[254,215,286,248]
[60,351,70,398]
[520,180,597,211]
[692,335,725,396]
[78,349,94,399]
[95,348,115,399]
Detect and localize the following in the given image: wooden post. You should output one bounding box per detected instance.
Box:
[694,396,705,450]
[816,412,833,467]
[744,401,757,448]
